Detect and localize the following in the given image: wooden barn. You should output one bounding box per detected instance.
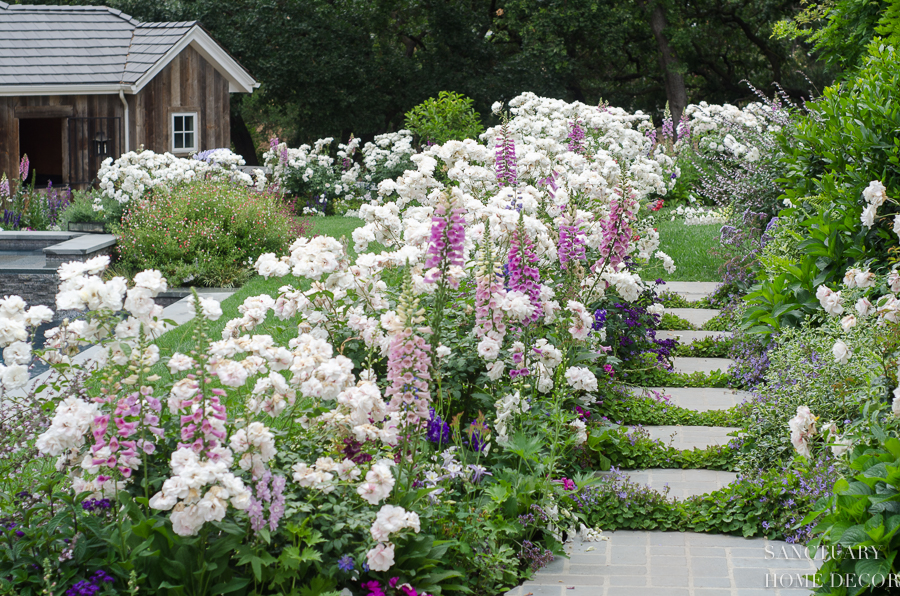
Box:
[0,2,258,188]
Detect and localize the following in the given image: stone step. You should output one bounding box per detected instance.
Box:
[506,530,819,595]
[628,387,751,411]
[597,468,739,501]
[632,425,739,451]
[656,330,732,344]
[671,357,733,375]
[665,307,720,327]
[660,280,720,302]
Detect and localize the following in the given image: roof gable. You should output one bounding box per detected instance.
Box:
[0,2,257,95]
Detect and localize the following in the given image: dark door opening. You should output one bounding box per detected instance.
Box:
[18,118,64,187]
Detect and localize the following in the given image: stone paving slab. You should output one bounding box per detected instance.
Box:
[596,469,739,500]
[506,531,820,596]
[672,357,734,375]
[667,308,721,327]
[658,330,733,343]
[662,281,721,301]
[628,387,751,411]
[635,425,739,450]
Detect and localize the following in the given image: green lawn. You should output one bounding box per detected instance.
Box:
[154,216,371,358]
[641,213,725,282]
[155,211,724,355]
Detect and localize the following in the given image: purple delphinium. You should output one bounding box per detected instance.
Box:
[427,408,451,445]
[66,570,114,596]
[81,498,112,513]
[466,419,490,453]
[337,555,354,572]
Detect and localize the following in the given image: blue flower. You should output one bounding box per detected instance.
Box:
[337,556,354,572]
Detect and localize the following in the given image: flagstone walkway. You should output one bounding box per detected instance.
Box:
[509,281,821,596]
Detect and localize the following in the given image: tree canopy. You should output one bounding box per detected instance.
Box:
[32,0,839,151]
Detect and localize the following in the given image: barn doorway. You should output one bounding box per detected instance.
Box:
[18,118,64,187]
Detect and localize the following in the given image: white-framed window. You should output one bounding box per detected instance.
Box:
[172,112,198,152]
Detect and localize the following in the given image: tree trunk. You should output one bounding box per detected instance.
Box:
[645,1,688,132]
[230,96,259,166]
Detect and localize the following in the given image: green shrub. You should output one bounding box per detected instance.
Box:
[737,318,879,471]
[117,181,305,287]
[673,335,734,358]
[745,43,900,334]
[807,430,900,595]
[404,91,484,146]
[58,191,123,231]
[587,426,739,471]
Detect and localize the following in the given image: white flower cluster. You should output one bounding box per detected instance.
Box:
[230,421,277,477]
[148,447,252,536]
[34,396,100,457]
[0,295,52,392]
[366,504,421,572]
[291,456,361,493]
[683,101,780,137]
[673,205,727,226]
[263,131,416,210]
[860,179,894,230]
[97,149,252,204]
[494,390,530,441]
[565,366,598,393]
[788,405,816,458]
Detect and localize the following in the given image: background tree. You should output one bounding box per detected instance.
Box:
[31,0,835,157]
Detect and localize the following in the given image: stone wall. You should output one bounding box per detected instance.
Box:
[3,270,59,308]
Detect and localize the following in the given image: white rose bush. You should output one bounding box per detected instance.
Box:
[0,92,703,596]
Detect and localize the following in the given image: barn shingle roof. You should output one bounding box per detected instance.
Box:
[0,2,255,91]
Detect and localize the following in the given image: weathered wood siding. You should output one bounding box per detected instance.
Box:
[132,45,230,155]
[0,44,232,185]
[0,94,122,187]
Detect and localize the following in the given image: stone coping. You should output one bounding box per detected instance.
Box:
[43,234,117,256]
[0,267,57,274]
[0,230,87,251]
[0,231,85,241]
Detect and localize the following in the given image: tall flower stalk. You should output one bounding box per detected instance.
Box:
[507,226,542,323]
[558,215,586,271]
[385,273,432,428]
[593,187,635,274]
[567,120,586,155]
[495,117,517,188]
[423,192,465,390]
[474,239,506,341]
